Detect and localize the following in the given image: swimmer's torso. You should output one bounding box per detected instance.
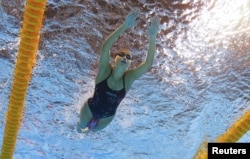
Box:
[88,71,126,119]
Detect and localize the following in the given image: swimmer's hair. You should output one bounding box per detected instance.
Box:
[114,48,132,57]
[118,48,132,54]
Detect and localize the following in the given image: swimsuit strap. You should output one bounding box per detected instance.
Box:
[107,69,125,90]
[122,74,125,91]
[105,69,125,89]
[105,69,113,80]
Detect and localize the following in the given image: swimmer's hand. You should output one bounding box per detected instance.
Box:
[124,9,140,28]
[148,16,160,37]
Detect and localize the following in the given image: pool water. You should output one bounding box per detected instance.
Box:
[0,0,249,158]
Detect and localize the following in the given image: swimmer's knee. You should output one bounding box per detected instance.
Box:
[91,122,109,132]
[77,120,88,133]
[91,126,106,132]
[77,120,104,133]
[76,125,84,133]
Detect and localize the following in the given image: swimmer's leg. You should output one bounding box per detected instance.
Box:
[90,116,114,132]
[77,102,93,133]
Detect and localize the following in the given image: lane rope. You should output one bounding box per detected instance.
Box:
[0,1,47,158]
[194,109,250,159]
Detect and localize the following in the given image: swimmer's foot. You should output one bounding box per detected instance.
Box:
[76,118,99,133]
[77,122,89,133]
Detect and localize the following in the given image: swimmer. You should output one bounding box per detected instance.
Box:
[77,9,160,132]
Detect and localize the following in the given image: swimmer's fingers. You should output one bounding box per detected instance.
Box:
[148,16,160,36]
[124,9,140,28]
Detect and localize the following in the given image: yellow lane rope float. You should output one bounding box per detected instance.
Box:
[193,109,250,159]
[216,110,250,142]
[0,1,47,159]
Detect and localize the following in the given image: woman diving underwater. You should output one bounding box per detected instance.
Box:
[77,9,160,132]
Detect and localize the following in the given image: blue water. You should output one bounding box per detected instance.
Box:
[0,0,249,158]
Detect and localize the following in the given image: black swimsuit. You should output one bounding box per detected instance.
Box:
[88,70,126,119]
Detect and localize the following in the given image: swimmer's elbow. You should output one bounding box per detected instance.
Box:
[147,60,154,68]
[145,56,154,68]
[140,61,153,72]
[101,44,109,53]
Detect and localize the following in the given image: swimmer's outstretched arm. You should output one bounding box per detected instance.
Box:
[97,10,139,78]
[126,16,160,85]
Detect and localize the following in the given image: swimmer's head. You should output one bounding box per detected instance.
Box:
[114,49,132,69]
